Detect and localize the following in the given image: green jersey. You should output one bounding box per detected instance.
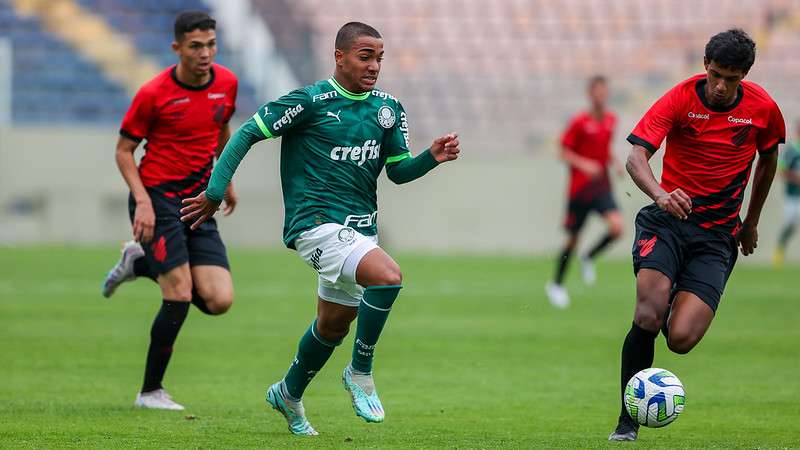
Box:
[206,77,439,249]
[780,142,800,197]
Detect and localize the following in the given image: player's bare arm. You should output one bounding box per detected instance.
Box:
[429,133,460,163]
[626,145,691,220]
[115,135,155,243]
[215,122,238,216]
[180,191,220,230]
[561,146,603,178]
[739,149,779,256]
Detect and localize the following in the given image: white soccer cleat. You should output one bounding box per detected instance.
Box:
[134,389,185,410]
[546,282,570,309]
[102,240,145,298]
[580,256,597,285]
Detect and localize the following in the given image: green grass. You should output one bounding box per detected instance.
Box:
[1,246,798,449]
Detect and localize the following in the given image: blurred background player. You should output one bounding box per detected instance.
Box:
[609,29,785,441]
[100,11,239,410]
[773,123,800,267]
[546,75,624,308]
[180,22,460,435]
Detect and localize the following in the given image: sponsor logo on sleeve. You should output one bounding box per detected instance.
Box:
[272,104,304,131]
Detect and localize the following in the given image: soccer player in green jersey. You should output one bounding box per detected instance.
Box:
[180,22,460,435]
[773,122,800,267]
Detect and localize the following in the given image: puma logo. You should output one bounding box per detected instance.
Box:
[326,110,341,122]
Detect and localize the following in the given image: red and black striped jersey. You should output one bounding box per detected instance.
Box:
[120,64,237,196]
[561,110,616,198]
[628,74,785,234]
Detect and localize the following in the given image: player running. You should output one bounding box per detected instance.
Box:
[546,75,624,308]
[609,29,784,441]
[101,11,239,410]
[180,22,460,435]
[773,125,800,267]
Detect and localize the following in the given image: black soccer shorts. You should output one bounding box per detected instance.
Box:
[631,204,738,312]
[564,190,619,233]
[128,189,229,275]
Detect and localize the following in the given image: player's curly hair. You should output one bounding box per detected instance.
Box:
[174,11,216,41]
[705,28,756,73]
[335,22,382,51]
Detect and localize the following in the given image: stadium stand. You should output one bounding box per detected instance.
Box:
[0,0,129,123]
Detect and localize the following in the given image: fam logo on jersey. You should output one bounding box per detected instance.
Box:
[378,105,395,128]
[330,140,381,166]
[273,104,304,131]
[208,93,226,100]
[344,212,377,228]
[337,227,356,244]
[312,90,337,102]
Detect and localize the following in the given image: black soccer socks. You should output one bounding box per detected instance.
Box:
[619,322,657,418]
[142,300,190,393]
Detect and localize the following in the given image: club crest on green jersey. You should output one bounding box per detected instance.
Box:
[378,105,395,129]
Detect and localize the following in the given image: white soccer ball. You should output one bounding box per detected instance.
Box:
[625,368,686,428]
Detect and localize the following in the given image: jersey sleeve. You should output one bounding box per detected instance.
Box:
[250,88,313,139]
[120,86,156,142]
[560,116,583,151]
[628,87,680,154]
[383,101,412,164]
[224,77,238,124]
[756,100,785,154]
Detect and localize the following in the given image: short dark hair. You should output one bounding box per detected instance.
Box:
[335,22,381,51]
[588,75,607,89]
[174,11,216,41]
[705,28,756,73]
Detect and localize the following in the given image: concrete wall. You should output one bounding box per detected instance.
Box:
[0,126,797,264]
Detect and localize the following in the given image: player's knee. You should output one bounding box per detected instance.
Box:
[202,285,234,315]
[161,277,193,301]
[667,331,700,354]
[372,262,402,286]
[609,223,624,240]
[633,292,668,332]
[316,315,351,342]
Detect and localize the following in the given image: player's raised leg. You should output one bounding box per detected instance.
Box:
[135,263,193,410]
[581,209,623,285]
[664,292,715,354]
[343,247,402,423]
[190,265,233,315]
[547,232,577,308]
[267,302,353,435]
[609,268,671,441]
[101,240,147,298]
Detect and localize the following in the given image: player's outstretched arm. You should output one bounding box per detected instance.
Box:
[180,119,264,229]
[385,133,460,184]
[739,148,779,256]
[626,144,691,220]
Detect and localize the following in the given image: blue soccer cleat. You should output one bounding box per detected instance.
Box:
[343,365,385,423]
[266,381,318,436]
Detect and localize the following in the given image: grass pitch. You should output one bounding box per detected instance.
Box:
[1,246,798,449]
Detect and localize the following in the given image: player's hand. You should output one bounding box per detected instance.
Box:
[737,222,758,256]
[582,160,604,179]
[655,188,692,220]
[180,191,221,230]
[223,183,238,216]
[430,132,460,163]
[132,200,155,244]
